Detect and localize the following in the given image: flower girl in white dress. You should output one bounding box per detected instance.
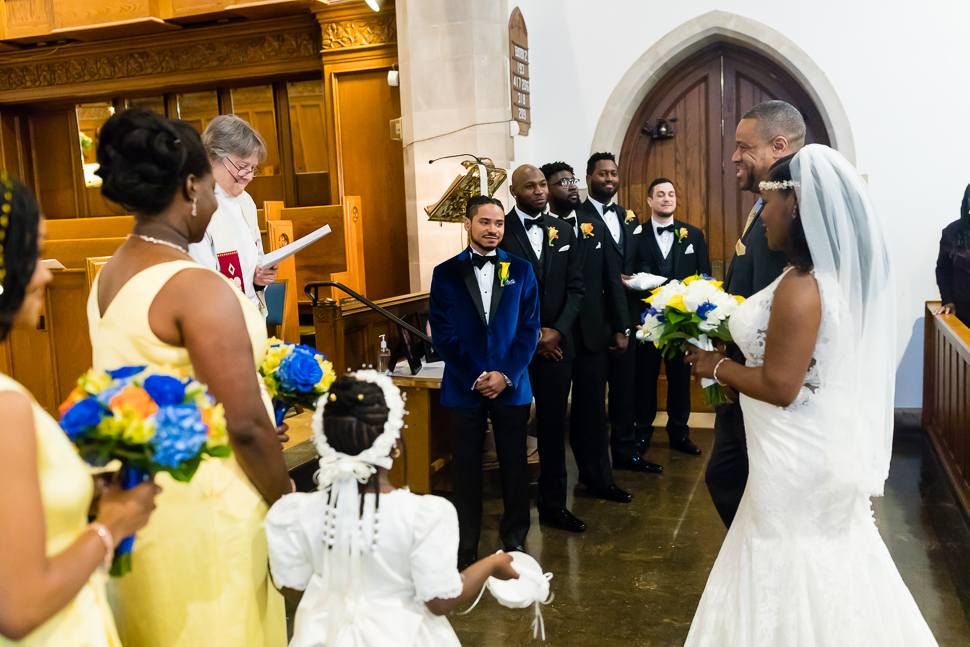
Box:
[684,146,937,646]
[263,371,518,647]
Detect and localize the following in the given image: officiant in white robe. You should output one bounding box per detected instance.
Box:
[189,114,277,317]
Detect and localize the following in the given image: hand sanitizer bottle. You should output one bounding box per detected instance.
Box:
[378,334,390,373]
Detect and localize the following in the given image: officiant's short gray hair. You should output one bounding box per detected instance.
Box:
[202,115,268,164]
[742,100,805,148]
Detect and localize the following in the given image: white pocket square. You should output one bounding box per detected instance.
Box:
[595,242,602,249]
[685,244,694,254]
[633,225,643,235]
[558,245,570,252]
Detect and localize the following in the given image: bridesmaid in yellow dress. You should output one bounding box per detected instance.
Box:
[87,110,292,647]
[0,172,160,646]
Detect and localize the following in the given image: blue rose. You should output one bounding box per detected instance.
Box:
[60,399,108,440]
[152,406,210,468]
[143,375,186,406]
[696,302,717,320]
[278,348,324,393]
[108,366,147,380]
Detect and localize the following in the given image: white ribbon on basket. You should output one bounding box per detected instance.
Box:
[457,552,554,641]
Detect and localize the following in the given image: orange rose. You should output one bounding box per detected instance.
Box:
[59,387,87,416]
[109,387,158,419]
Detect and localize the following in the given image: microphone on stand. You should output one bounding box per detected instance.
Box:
[428,154,489,196]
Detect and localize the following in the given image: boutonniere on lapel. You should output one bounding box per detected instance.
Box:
[547,226,559,247]
[580,222,594,239]
[498,261,512,286]
[676,227,689,243]
[624,210,636,224]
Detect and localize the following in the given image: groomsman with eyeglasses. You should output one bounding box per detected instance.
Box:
[578,153,663,475]
[499,164,587,532]
[541,161,634,504]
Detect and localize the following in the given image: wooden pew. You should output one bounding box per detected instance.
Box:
[923,301,970,520]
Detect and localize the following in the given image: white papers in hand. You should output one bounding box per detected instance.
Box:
[259,225,331,269]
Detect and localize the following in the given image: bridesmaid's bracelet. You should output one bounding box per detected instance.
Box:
[89,523,114,570]
[713,358,730,387]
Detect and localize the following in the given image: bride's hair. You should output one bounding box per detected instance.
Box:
[0,175,40,342]
[767,155,813,272]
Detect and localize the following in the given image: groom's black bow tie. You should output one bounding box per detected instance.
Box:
[656,224,676,235]
[471,254,497,269]
[523,215,545,230]
[562,215,577,227]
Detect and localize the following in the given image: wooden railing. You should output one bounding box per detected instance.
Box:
[923,301,970,519]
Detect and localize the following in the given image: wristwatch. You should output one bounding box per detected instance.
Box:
[622,328,631,337]
[501,373,513,387]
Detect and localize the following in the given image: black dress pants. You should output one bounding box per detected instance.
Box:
[607,337,638,462]
[529,355,573,508]
[569,333,615,491]
[706,398,749,528]
[449,400,531,552]
[634,342,692,445]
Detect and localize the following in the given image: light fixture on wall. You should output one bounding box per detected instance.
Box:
[365,0,385,10]
[387,64,399,87]
[642,118,677,140]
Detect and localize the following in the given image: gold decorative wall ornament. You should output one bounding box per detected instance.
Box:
[319,15,396,50]
[424,160,508,224]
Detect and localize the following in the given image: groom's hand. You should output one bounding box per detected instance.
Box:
[475,371,508,399]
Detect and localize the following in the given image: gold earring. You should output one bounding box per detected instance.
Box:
[191,198,198,217]
[391,448,402,459]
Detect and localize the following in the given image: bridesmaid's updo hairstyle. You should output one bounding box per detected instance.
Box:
[0,173,40,342]
[95,109,210,216]
[323,376,390,457]
[767,154,813,272]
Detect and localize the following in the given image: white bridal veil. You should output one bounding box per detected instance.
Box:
[791,144,896,497]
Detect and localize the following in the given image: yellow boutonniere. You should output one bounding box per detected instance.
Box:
[547,226,559,247]
[580,222,594,239]
[499,262,511,286]
[624,210,636,224]
[676,227,689,242]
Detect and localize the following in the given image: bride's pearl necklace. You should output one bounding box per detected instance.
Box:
[127,233,187,254]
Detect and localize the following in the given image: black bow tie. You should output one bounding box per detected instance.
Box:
[471,254,497,269]
[524,216,545,230]
[562,215,577,226]
[656,224,676,235]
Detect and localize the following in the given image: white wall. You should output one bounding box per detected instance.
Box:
[508,0,970,407]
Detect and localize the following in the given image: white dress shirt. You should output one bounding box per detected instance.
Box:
[652,217,675,258]
[514,206,544,260]
[589,196,622,244]
[470,249,497,324]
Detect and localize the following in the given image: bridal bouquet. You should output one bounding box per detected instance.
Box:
[637,275,744,405]
[259,337,336,426]
[58,366,229,576]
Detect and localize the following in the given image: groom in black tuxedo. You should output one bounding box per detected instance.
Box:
[707,100,802,527]
[579,152,662,475]
[500,164,586,533]
[634,178,711,456]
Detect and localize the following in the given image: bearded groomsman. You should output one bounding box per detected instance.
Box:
[578,152,663,475]
[541,161,633,504]
[429,195,540,569]
[633,178,710,456]
[499,164,586,532]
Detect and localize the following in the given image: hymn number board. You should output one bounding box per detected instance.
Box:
[509,8,530,136]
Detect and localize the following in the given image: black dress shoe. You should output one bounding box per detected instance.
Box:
[538,506,587,533]
[636,438,651,455]
[670,439,702,456]
[458,548,478,571]
[614,456,664,474]
[587,484,633,503]
[503,544,526,554]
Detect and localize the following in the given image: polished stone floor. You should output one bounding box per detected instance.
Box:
[448,425,970,647]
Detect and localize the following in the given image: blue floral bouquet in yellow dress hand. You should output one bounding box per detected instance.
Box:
[58,366,230,576]
[259,337,336,426]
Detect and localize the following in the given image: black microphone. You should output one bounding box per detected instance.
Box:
[428,153,486,165]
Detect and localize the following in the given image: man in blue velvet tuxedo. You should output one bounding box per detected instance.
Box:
[429,195,540,570]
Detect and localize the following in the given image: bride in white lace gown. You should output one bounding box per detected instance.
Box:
[683,145,938,646]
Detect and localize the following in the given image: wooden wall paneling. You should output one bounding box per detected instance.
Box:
[0,109,33,184]
[272,80,298,206]
[0,337,11,376]
[45,270,92,405]
[2,0,54,40]
[328,195,365,301]
[7,316,56,412]
[29,109,84,219]
[330,62,407,301]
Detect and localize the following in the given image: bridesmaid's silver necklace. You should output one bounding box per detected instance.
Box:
[127,233,187,254]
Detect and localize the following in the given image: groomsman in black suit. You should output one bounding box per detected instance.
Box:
[540,161,633,505]
[707,100,801,527]
[500,164,587,532]
[634,178,711,456]
[578,152,662,475]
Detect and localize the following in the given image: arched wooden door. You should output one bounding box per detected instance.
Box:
[619,43,830,279]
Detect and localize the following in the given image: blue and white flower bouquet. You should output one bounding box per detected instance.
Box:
[259,338,336,426]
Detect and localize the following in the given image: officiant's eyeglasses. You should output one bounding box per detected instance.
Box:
[552,177,579,187]
[224,156,260,179]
